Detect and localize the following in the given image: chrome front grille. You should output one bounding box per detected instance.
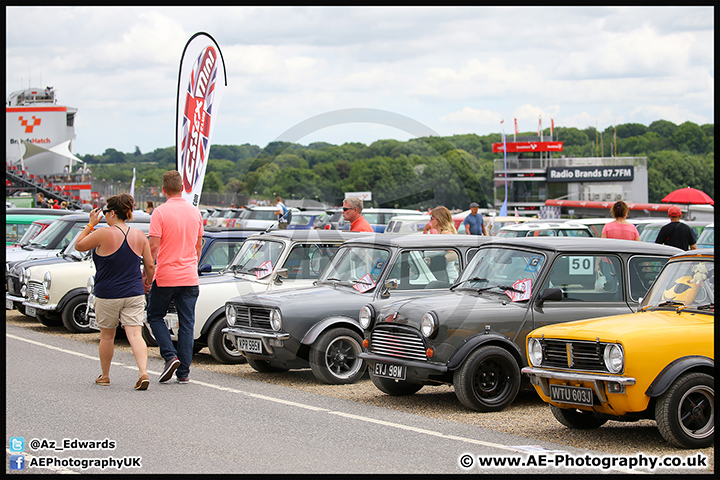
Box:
[27,281,47,303]
[370,325,427,361]
[233,306,272,330]
[541,339,607,372]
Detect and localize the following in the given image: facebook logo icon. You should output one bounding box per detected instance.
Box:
[10,455,25,470]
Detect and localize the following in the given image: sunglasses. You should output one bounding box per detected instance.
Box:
[103,209,112,215]
[342,207,354,211]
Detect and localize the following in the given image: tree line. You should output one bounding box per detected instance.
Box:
[81,119,714,209]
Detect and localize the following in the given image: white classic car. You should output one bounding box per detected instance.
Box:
[87,229,359,364]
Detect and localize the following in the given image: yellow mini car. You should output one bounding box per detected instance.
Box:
[522,249,714,449]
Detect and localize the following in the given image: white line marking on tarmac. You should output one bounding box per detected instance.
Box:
[8,332,636,472]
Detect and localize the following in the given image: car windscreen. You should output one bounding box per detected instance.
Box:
[26,218,70,248]
[320,245,390,289]
[640,259,714,310]
[455,247,546,300]
[225,239,285,277]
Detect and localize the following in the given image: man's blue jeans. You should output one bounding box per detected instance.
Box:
[146,284,199,379]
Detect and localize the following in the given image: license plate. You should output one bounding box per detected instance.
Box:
[6,299,13,310]
[165,313,178,330]
[550,384,593,406]
[25,306,36,317]
[373,362,406,380]
[236,337,262,354]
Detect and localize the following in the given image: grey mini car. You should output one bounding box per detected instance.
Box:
[223,234,491,384]
[358,237,681,412]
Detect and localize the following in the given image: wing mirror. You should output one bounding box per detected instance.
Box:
[537,287,563,306]
[380,278,399,298]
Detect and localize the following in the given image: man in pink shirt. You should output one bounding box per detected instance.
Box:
[146,170,204,384]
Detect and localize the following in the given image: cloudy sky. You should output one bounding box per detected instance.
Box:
[6,6,714,156]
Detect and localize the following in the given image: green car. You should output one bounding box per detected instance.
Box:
[5,208,74,245]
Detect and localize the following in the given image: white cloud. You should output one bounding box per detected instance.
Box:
[5,6,714,155]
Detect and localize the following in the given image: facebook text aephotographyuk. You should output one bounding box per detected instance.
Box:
[27,455,142,470]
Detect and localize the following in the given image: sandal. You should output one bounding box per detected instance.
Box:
[134,374,149,391]
[95,375,110,386]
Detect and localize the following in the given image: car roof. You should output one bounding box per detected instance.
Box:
[362,208,424,214]
[341,233,493,248]
[6,208,76,216]
[498,221,591,231]
[245,230,363,242]
[669,248,713,260]
[388,214,431,221]
[640,220,710,227]
[479,236,682,255]
[202,227,269,238]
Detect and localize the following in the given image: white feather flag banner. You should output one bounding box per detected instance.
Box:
[176,32,227,207]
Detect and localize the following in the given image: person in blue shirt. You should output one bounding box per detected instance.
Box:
[275,196,290,229]
[462,202,488,235]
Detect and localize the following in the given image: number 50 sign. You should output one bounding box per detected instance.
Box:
[569,256,594,275]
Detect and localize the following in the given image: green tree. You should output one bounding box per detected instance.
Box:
[671,121,706,154]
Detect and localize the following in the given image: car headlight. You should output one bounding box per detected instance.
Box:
[359,305,374,329]
[226,304,237,326]
[603,344,624,374]
[43,271,52,290]
[270,309,282,331]
[421,312,437,338]
[86,275,94,294]
[528,337,543,366]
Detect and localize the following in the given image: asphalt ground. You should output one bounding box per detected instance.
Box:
[5,308,713,474]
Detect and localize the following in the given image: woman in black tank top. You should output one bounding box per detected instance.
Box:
[75,194,155,390]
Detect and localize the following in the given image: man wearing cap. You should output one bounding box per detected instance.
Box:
[655,205,696,250]
[462,202,488,235]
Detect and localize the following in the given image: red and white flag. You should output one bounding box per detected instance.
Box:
[514,118,518,135]
[176,32,227,207]
[551,118,554,137]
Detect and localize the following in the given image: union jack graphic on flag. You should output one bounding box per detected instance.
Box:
[176,32,227,207]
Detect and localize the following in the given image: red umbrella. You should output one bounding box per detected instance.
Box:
[661,187,714,206]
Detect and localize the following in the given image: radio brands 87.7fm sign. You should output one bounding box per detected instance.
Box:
[546,166,634,183]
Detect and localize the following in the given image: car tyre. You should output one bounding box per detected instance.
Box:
[655,372,714,449]
[36,311,63,327]
[370,372,423,396]
[453,346,520,412]
[207,318,247,364]
[550,405,608,429]
[61,295,93,333]
[247,358,289,373]
[309,328,366,385]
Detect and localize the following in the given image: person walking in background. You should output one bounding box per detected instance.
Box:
[428,206,458,234]
[36,192,49,208]
[601,200,640,241]
[463,202,488,235]
[145,200,154,215]
[342,196,374,232]
[275,196,290,229]
[146,171,204,384]
[655,205,697,250]
[75,194,155,390]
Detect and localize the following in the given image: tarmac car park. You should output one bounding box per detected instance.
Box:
[223,234,490,384]
[358,237,681,412]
